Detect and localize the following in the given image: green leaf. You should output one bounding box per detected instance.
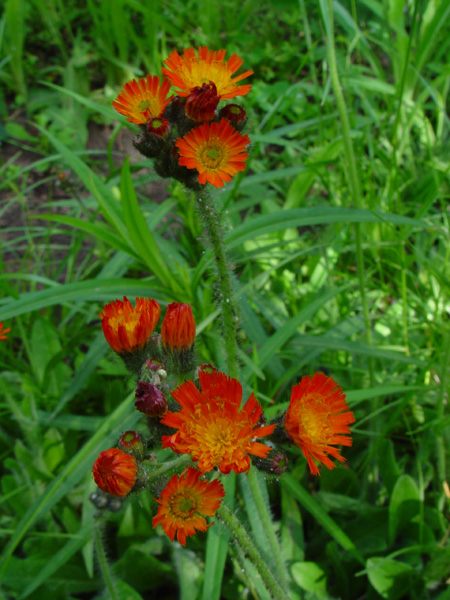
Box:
[291,562,327,598]
[0,278,171,321]
[226,207,428,249]
[34,214,138,257]
[120,158,181,294]
[388,475,421,544]
[366,557,414,600]
[282,474,364,564]
[0,393,139,578]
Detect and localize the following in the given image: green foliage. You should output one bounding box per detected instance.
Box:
[1,0,450,598]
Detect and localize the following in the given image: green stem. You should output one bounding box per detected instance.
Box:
[247,467,289,590]
[217,504,290,600]
[322,0,374,387]
[94,525,120,600]
[196,192,239,378]
[146,454,191,482]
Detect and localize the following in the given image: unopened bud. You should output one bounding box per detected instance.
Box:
[219,104,247,130]
[135,382,168,417]
[118,430,145,459]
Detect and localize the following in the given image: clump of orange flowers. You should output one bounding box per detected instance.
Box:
[112,46,251,189]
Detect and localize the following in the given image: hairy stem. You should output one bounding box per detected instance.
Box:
[196,192,239,378]
[94,524,120,600]
[217,504,290,600]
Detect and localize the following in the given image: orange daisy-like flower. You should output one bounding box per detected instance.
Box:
[112,75,172,125]
[92,448,138,497]
[153,467,225,546]
[163,46,253,100]
[176,118,249,188]
[0,322,11,341]
[161,371,275,474]
[284,373,355,476]
[100,296,161,354]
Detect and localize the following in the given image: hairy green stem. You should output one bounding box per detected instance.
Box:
[146,454,191,482]
[196,192,239,378]
[217,504,290,600]
[322,0,374,387]
[94,525,120,600]
[246,467,289,591]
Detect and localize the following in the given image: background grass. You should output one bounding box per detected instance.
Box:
[1,0,449,598]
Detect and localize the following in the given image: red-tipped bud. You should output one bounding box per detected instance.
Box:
[92,448,137,497]
[135,382,168,417]
[118,430,144,458]
[219,104,247,130]
[161,303,196,350]
[147,116,170,138]
[185,82,220,122]
[197,363,218,376]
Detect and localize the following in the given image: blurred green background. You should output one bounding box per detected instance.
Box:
[1,0,450,598]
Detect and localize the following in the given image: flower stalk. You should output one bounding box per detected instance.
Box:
[217,503,290,600]
[195,191,239,378]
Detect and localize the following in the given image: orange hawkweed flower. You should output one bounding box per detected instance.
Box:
[112,76,172,125]
[284,373,355,476]
[153,467,225,546]
[161,371,275,474]
[161,302,196,350]
[100,296,161,353]
[163,47,253,100]
[0,322,11,340]
[176,118,249,188]
[92,448,138,497]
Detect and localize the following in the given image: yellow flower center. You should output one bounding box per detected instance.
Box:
[299,397,331,443]
[200,141,226,168]
[170,492,197,518]
[139,100,151,111]
[108,311,140,333]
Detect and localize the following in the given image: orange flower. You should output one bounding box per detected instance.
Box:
[153,467,225,546]
[112,76,172,125]
[161,302,196,350]
[161,371,275,474]
[92,448,138,497]
[284,373,355,476]
[100,296,161,353]
[0,322,11,341]
[163,47,253,100]
[176,118,249,188]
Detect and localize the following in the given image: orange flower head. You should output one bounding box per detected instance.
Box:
[161,371,276,474]
[284,373,355,476]
[163,46,253,100]
[176,118,249,188]
[100,296,161,354]
[161,302,196,350]
[0,322,11,341]
[112,75,172,125]
[153,467,225,546]
[92,448,138,497]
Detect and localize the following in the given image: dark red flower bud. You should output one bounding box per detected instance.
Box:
[269,451,288,475]
[147,116,170,138]
[219,103,247,130]
[144,358,165,372]
[185,82,220,122]
[92,448,137,497]
[135,382,168,417]
[161,303,196,350]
